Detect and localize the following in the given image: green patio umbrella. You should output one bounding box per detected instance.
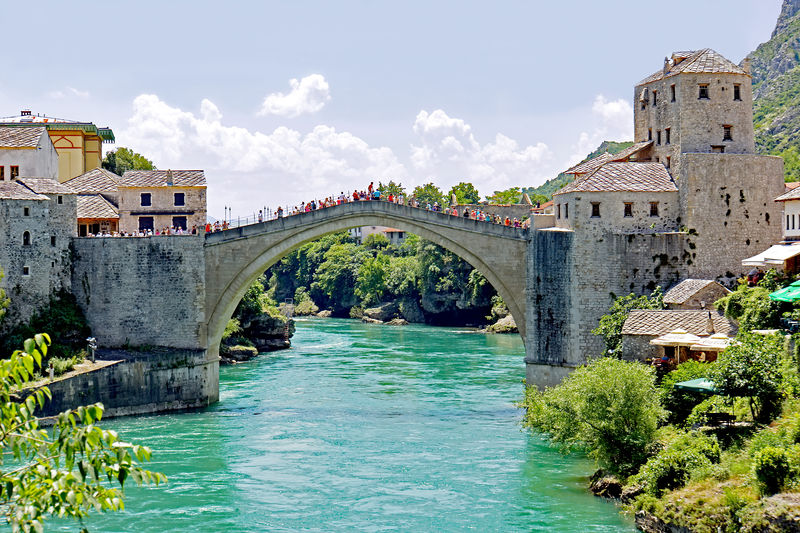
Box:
[674,378,718,394]
[769,280,800,303]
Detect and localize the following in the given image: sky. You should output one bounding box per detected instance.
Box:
[0,0,782,218]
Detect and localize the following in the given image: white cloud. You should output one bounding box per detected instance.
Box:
[47,87,90,100]
[119,94,404,216]
[565,94,633,168]
[410,109,552,193]
[258,74,331,118]
[116,96,557,217]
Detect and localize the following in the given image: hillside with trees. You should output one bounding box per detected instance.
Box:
[747,0,800,181]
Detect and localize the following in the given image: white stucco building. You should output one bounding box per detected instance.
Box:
[0,127,59,181]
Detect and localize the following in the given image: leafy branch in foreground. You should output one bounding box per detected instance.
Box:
[0,334,166,532]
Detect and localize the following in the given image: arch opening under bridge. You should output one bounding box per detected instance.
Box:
[203,201,529,359]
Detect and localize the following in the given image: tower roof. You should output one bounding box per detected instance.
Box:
[638,48,749,85]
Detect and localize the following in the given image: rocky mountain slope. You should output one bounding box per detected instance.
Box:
[748,0,800,180]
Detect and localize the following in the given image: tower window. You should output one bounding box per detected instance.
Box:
[665,128,671,145]
[666,156,671,169]
[648,128,652,141]
[50,236,56,246]
[23,206,30,216]
[698,84,709,99]
[57,195,63,204]
[733,84,741,101]
[556,204,561,219]
[0,166,4,181]
[657,130,662,145]
[141,193,152,207]
[10,166,18,179]
[564,203,569,219]
[723,125,733,142]
[174,192,185,206]
[670,84,676,102]
[22,266,29,276]
[652,90,657,105]
[591,202,601,218]
[623,203,633,217]
[650,202,659,217]
[22,231,30,246]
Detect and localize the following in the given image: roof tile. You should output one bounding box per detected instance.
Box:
[0,126,46,148]
[120,170,205,188]
[663,279,729,304]
[76,194,119,219]
[621,309,737,337]
[15,177,75,195]
[638,49,749,86]
[555,162,676,195]
[63,168,122,194]
[0,181,48,200]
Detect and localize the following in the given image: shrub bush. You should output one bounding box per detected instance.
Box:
[631,432,720,497]
[753,446,790,496]
[660,360,713,425]
[521,357,665,476]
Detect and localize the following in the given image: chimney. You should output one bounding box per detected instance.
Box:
[663,57,670,76]
[706,311,715,335]
[166,169,174,186]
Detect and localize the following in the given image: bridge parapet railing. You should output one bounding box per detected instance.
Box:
[207,199,529,242]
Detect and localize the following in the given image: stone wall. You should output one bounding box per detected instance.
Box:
[71,235,207,350]
[31,348,218,419]
[0,195,75,329]
[621,335,660,362]
[526,227,689,387]
[679,153,784,279]
[554,190,680,234]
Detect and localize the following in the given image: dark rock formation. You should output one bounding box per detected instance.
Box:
[386,318,409,326]
[241,314,295,352]
[588,471,622,499]
[363,301,400,322]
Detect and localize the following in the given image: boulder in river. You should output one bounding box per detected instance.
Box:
[363,301,400,321]
[486,315,518,334]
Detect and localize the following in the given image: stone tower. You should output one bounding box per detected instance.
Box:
[634,49,783,279]
[634,49,755,170]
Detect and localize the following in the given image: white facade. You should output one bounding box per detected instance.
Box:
[0,130,59,181]
[782,198,800,240]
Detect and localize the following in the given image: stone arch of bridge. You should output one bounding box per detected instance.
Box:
[204,207,527,359]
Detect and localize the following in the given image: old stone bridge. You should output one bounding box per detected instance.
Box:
[203,201,529,361]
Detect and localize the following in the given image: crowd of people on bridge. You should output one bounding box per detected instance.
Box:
[261,182,529,229]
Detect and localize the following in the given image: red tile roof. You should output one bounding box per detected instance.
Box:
[555,162,676,195]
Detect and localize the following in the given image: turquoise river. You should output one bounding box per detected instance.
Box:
[58,318,635,532]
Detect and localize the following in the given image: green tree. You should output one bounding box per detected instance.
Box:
[521,357,665,476]
[447,182,481,204]
[715,285,783,331]
[485,187,521,204]
[377,181,405,197]
[355,255,389,306]
[711,333,784,423]
[384,256,420,297]
[311,243,369,313]
[411,183,445,207]
[592,287,665,357]
[362,233,390,250]
[0,335,165,531]
[101,147,155,176]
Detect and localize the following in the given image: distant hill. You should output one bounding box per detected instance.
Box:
[523,141,634,200]
[747,0,800,181]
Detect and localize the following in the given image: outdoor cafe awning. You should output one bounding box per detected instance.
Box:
[742,243,800,267]
[770,280,800,302]
[674,378,718,394]
[689,333,736,352]
[650,329,702,347]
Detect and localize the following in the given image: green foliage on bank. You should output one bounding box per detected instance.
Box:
[0,290,90,376]
[522,278,800,531]
[591,287,664,357]
[265,231,496,323]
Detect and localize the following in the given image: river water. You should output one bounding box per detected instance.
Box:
[58,318,634,532]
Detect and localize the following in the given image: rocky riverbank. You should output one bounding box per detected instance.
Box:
[220,313,295,364]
